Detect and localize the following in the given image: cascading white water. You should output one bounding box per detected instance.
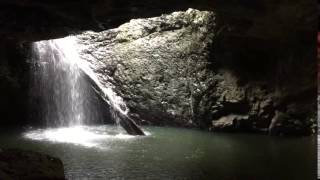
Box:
[30,36,131,128]
[26,36,145,148]
[59,36,131,127]
[31,39,87,126]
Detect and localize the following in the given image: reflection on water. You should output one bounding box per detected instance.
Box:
[0,126,316,180]
[24,126,141,149]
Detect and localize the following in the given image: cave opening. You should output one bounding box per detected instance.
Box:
[0,1,317,179]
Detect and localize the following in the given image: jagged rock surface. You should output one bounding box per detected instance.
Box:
[76,9,316,135]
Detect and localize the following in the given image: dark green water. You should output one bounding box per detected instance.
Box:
[0,126,316,180]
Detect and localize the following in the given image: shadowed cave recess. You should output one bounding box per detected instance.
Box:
[0,0,317,179]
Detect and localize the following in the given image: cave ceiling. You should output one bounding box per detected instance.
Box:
[0,0,316,44]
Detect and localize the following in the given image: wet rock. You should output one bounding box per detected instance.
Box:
[112,108,145,135]
[211,114,250,132]
[0,149,65,180]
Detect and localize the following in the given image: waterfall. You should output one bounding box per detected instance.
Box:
[25,36,142,147]
[30,38,101,127]
[30,36,144,135]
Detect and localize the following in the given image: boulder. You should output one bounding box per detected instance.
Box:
[75,8,316,135]
[211,114,250,132]
[0,149,65,180]
[77,9,216,127]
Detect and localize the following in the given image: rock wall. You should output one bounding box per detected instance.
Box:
[76,9,316,135]
[0,42,30,126]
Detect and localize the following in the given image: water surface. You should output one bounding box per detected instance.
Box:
[0,125,316,180]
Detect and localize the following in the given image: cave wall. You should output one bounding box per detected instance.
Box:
[0,42,29,126]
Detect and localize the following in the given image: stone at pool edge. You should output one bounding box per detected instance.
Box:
[0,148,65,180]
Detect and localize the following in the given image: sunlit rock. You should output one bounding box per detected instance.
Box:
[76,9,216,127]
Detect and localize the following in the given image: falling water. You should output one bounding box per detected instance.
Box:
[27,36,144,146]
[30,37,101,127]
[30,36,132,130]
[63,37,131,127]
